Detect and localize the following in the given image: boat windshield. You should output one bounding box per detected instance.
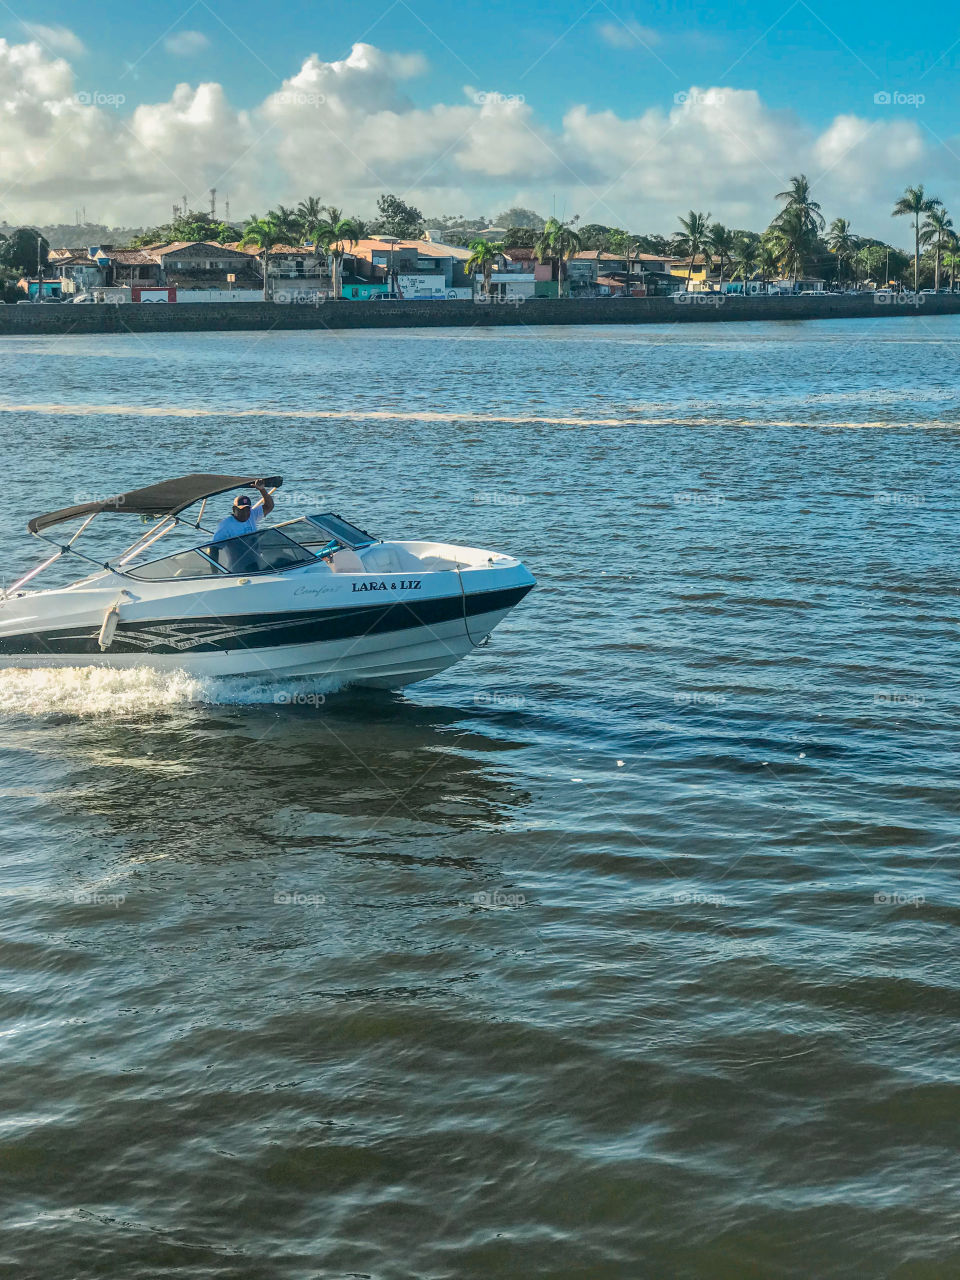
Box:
[279,513,376,550]
[204,528,316,574]
[127,528,316,580]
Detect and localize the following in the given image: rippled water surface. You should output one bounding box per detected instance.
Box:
[1,319,959,1278]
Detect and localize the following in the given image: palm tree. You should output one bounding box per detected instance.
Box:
[239,214,282,301]
[465,238,501,298]
[920,206,953,291]
[297,196,325,231]
[826,217,858,289]
[774,175,825,234]
[768,208,816,286]
[707,223,734,291]
[731,243,759,294]
[674,211,712,290]
[349,218,371,240]
[313,215,361,299]
[943,232,960,293]
[267,204,301,244]
[893,185,942,294]
[533,217,583,297]
[757,241,779,291]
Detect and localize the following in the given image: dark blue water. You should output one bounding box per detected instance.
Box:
[0,319,958,1278]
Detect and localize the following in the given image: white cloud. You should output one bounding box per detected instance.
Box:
[19,24,86,56]
[0,35,952,248]
[164,31,210,57]
[596,20,661,49]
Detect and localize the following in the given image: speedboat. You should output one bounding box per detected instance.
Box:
[0,473,535,688]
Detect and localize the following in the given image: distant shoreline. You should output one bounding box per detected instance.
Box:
[2,292,960,336]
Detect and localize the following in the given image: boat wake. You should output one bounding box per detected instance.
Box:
[0,665,346,718]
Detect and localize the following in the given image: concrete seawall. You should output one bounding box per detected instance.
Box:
[2,293,958,336]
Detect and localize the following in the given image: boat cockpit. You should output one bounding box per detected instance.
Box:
[125,514,376,581]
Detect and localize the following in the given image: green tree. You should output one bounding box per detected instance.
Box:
[633,233,672,256]
[533,217,583,296]
[892,184,942,294]
[674,211,712,290]
[238,215,282,301]
[920,206,953,291]
[826,217,858,287]
[314,214,361,298]
[942,233,960,293]
[707,223,734,290]
[578,223,613,251]
[731,239,759,293]
[854,243,889,285]
[375,194,424,238]
[496,206,546,231]
[0,227,48,277]
[757,237,780,288]
[773,174,825,235]
[501,226,539,249]
[465,238,501,297]
[768,207,817,285]
[296,196,325,231]
[129,209,235,248]
[267,205,302,244]
[606,228,633,256]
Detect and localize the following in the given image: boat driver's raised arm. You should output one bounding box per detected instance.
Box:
[254,481,275,518]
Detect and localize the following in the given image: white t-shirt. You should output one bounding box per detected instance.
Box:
[212,506,264,542]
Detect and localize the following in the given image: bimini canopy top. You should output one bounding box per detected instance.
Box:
[28,473,283,535]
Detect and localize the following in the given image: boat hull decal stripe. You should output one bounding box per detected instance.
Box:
[0,585,532,656]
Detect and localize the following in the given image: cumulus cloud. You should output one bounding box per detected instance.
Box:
[164,31,210,57]
[0,35,952,246]
[596,20,661,49]
[19,23,86,56]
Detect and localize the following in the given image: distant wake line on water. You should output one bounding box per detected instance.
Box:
[0,666,344,717]
[0,402,950,429]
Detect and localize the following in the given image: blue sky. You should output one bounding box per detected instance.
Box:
[21,0,954,128]
[3,0,958,240]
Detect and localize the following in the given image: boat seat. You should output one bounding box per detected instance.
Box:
[328,547,365,573]
[360,543,424,574]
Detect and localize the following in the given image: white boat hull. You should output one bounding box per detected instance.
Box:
[0,551,534,690]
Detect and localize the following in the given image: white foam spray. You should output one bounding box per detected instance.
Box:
[0,666,345,717]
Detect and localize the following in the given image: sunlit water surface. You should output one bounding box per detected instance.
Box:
[0,320,958,1278]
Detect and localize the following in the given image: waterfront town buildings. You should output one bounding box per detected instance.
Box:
[32,237,822,303]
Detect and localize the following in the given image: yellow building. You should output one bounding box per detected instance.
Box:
[668,255,715,290]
